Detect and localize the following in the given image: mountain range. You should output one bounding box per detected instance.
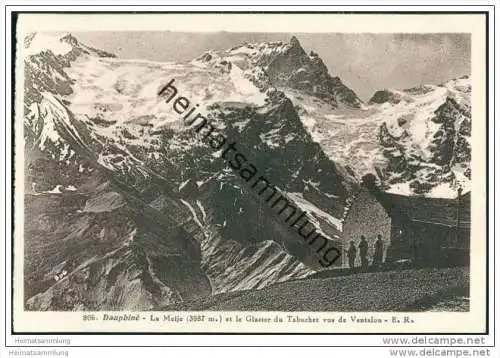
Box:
[21,33,471,310]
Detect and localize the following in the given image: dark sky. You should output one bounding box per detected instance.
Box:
[73,32,471,101]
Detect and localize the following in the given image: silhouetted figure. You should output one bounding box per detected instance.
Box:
[359,236,369,269]
[411,239,421,264]
[347,241,356,269]
[373,234,384,266]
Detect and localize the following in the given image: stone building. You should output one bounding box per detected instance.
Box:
[339,176,470,268]
[340,186,392,267]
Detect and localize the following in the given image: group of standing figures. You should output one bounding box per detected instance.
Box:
[346,234,384,269]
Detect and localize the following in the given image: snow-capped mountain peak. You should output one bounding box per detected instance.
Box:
[23,32,74,56]
[193,36,363,108]
[23,32,116,60]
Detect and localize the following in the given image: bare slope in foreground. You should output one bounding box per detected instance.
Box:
[166,267,469,312]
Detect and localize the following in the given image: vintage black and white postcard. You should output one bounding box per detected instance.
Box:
[11,12,489,334]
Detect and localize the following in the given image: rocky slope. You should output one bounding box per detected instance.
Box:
[21,33,356,310]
